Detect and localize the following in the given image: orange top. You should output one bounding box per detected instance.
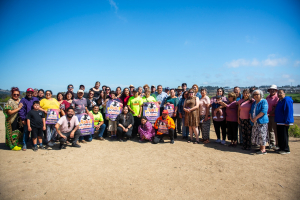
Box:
[154,115,175,135]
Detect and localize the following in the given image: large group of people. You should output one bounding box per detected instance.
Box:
[3,82,294,155]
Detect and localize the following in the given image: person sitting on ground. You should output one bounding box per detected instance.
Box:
[90,105,106,141]
[116,105,134,142]
[55,107,81,149]
[153,110,175,144]
[26,101,46,151]
[138,116,155,143]
[212,95,223,119]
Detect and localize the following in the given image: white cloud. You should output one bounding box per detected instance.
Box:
[262,56,287,67]
[251,58,260,66]
[282,74,290,78]
[109,0,118,12]
[288,79,295,83]
[226,59,249,68]
[294,60,300,67]
[245,35,256,43]
[226,55,287,68]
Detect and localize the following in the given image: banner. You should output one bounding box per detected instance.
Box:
[164,104,174,117]
[143,102,160,124]
[76,113,94,136]
[46,109,59,124]
[105,99,123,121]
[157,119,169,134]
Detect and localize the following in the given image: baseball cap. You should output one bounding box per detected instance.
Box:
[165,87,170,90]
[162,110,169,114]
[26,88,34,92]
[151,85,155,88]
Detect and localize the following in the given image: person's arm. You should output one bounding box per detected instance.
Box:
[7,102,23,115]
[85,107,89,114]
[55,122,66,139]
[70,125,79,138]
[42,118,46,130]
[129,113,134,127]
[61,109,65,116]
[189,97,200,111]
[237,103,241,124]
[27,119,32,132]
[283,100,293,125]
[205,101,210,121]
[19,99,27,124]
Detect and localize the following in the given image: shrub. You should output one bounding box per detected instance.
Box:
[289,125,300,138]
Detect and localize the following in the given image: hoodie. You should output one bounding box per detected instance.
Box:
[19,96,39,121]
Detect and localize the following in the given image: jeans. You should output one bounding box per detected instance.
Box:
[79,134,93,142]
[59,129,81,145]
[46,124,57,142]
[22,124,30,146]
[153,128,174,144]
[117,126,133,139]
[181,117,189,137]
[79,124,106,141]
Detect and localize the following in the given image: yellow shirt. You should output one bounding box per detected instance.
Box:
[40,98,60,117]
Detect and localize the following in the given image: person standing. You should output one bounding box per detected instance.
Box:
[38,89,45,101]
[4,87,24,150]
[155,85,168,115]
[199,88,211,144]
[19,88,39,151]
[90,81,101,99]
[178,91,189,139]
[192,84,202,99]
[165,87,170,96]
[151,85,156,95]
[165,89,179,138]
[116,86,122,98]
[250,89,269,155]
[182,83,187,92]
[129,85,135,96]
[266,85,279,150]
[234,86,243,101]
[127,89,143,138]
[176,86,183,135]
[274,89,294,154]
[86,90,97,112]
[66,84,75,100]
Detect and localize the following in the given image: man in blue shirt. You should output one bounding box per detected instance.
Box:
[155,85,168,115]
[234,86,243,101]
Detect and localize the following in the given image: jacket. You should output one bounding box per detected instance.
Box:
[116,113,134,128]
[154,115,175,135]
[249,99,269,125]
[19,96,39,121]
[178,98,185,115]
[274,96,294,125]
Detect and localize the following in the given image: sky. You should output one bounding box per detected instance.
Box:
[0,0,300,93]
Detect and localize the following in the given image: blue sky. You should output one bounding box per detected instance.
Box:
[1,0,300,93]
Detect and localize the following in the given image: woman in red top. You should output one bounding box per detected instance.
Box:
[120,88,131,106]
[60,91,74,116]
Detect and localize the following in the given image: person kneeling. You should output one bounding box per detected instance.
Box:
[55,107,81,149]
[138,116,155,142]
[153,110,175,144]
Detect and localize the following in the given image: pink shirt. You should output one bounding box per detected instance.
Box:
[199,96,210,116]
[226,101,238,122]
[266,94,279,116]
[238,99,252,119]
[210,96,228,121]
[57,115,79,133]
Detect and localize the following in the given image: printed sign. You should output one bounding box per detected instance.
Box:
[143,102,160,124]
[76,113,94,136]
[46,109,59,124]
[106,100,123,121]
[164,104,174,117]
[157,119,168,134]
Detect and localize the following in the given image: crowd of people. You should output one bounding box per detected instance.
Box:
[3,82,294,155]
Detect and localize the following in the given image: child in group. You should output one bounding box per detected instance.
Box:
[212,95,224,119]
[26,101,46,151]
[107,91,122,140]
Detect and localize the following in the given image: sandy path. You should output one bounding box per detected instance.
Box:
[0,111,299,200]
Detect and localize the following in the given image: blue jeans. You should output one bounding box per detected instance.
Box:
[79,124,106,141]
[23,124,30,146]
[182,117,189,137]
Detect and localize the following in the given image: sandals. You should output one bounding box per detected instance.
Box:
[203,140,210,144]
[187,139,191,143]
[193,140,200,144]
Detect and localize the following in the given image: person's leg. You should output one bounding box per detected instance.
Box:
[273,118,278,147]
[233,122,238,144]
[103,114,109,138]
[153,133,162,144]
[213,110,217,118]
[193,126,199,142]
[85,134,93,142]
[227,121,233,143]
[176,114,182,135]
[98,123,106,138]
[213,121,221,140]
[168,128,174,143]
[46,124,55,146]
[73,130,81,145]
[172,117,177,139]
[125,128,133,138]
[238,124,243,144]
[50,124,58,141]
[22,124,29,149]
[202,120,210,142]
[189,126,193,141]
[221,120,227,141]
[246,120,252,149]
[268,116,276,147]
[133,116,140,138]
[283,126,290,152]
[182,117,186,137]
[276,125,283,151]
[117,127,124,140]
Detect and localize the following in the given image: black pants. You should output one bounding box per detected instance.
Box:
[171,117,177,138]
[133,116,141,138]
[277,125,290,152]
[102,110,108,138]
[227,121,238,141]
[176,114,182,134]
[153,128,174,144]
[59,129,81,145]
[213,120,227,140]
[117,127,133,139]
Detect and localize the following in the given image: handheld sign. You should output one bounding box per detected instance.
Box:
[143,102,160,124]
[76,113,94,136]
[164,104,174,117]
[157,119,169,135]
[106,100,123,121]
[46,109,59,124]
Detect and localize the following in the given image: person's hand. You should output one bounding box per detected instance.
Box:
[28,126,32,132]
[125,128,128,132]
[122,127,126,132]
[238,119,241,125]
[173,113,176,117]
[43,126,46,131]
[22,121,26,125]
[179,113,182,118]
[44,110,47,114]
[70,131,75,138]
[166,102,170,105]
[253,117,257,123]
[158,101,161,105]
[166,123,170,128]
[61,135,67,140]
[138,114,141,118]
[132,111,135,115]
[18,103,23,109]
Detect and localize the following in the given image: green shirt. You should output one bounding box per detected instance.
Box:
[127,96,143,116]
[89,111,103,126]
[142,96,156,103]
[166,96,179,107]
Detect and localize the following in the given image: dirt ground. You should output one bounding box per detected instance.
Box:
[0,112,300,200]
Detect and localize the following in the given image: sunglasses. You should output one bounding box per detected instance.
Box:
[253,94,259,96]
[189,92,194,94]
[68,87,73,89]
[68,122,70,128]
[106,89,110,91]
[13,94,20,96]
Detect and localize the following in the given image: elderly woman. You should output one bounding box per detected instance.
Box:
[4,87,24,150]
[250,89,269,155]
[220,92,238,147]
[178,91,189,140]
[138,116,155,142]
[199,88,211,144]
[210,88,228,145]
[116,105,134,142]
[90,81,101,99]
[238,89,253,150]
[275,89,294,154]
[39,90,61,147]
[184,89,200,144]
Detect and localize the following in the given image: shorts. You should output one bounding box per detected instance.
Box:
[108,120,117,131]
[31,127,44,138]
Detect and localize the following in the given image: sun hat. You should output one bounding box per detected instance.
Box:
[77,89,84,93]
[268,85,278,91]
[177,86,183,90]
[129,85,134,88]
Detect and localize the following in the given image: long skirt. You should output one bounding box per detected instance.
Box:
[199,115,210,140]
[251,123,268,146]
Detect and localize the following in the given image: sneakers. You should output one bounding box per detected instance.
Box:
[221,140,226,145]
[159,139,164,143]
[170,140,174,144]
[216,139,221,143]
[220,116,224,119]
[39,145,45,149]
[273,146,279,150]
[256,151,267,155]
[79,140,87,144]
[47,141,55,147]
[33,146,38,152]
[22,145,27,151]
[213,116,217,119]
[278,151,290,155]
[72,143,81,148]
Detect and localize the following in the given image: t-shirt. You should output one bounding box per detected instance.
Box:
[127,96,143,116]
[238,99,252,119]
[266,94,279,117]
[72,98,87,114]
[199,96,210,116]
[60,100,72,111]
[26,110,45,128]
[226,101,238,122]
[40,98,60,114]
[155,92,168,107]
[142,96,156,103]
[166,96,179,107]
[89,111,104,126]
[90,88,101,99]
[87,98,97,111]
[57,115,79,133]
[120,95,131,106]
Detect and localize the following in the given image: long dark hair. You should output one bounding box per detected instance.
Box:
[121,87,130,99]
[97,90,106,106]
[65,91,74,100]
[216,87,224,96]
[182,91,188,100]
[56,92,64,101]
